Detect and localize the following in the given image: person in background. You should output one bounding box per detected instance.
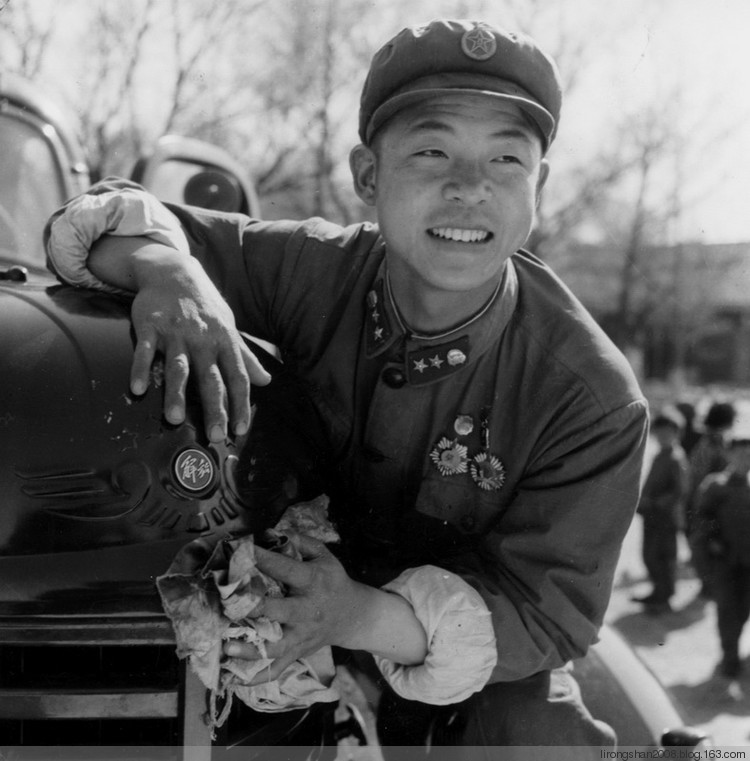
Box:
[676,400,700,457]
[693,437,750,679]
[686,401,736,599]
[44,19,648,754]
[632,407,690,614]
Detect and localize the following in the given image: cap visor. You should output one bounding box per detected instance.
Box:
[366,88,554,150]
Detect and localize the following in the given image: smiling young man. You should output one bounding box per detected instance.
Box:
[46,19,648,754]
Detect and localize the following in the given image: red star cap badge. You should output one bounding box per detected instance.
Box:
[460,26,497,61]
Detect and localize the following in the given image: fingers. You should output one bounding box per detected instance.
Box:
[252,538,329,586]
[132,334,270,441]
[255,596,310,625]
[223,635,309,686]
[222,343,257,437]
[196,359,229,442]
[130,326,158,397]
[199,341,271,440]
[224,640,263,660]
[126,259,270,440]
[228,342,272,437]
[252,545,311,588]
[241,342,272,387]
[286,532,329,560]
[161,351,190,425]
[248,651,300,685]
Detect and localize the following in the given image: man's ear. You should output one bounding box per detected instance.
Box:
[535,159,550,208]
[349,143,377,206]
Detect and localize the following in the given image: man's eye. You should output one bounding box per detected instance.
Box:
[416,149,447,158]
[493,155,521,164]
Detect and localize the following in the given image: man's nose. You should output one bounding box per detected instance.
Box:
[442,161,491,205]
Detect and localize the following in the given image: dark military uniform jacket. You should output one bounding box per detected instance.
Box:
[164,207,648,683]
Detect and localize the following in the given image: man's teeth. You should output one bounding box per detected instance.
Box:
[430,227,489,242]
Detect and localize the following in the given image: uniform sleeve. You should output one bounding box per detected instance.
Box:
[374,566,497,703]
[43,178,284,341]
[443,398,648,683]
[45,178,191,295]
[44,178,373,351]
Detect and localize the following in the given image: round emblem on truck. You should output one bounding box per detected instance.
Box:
[174,448,215,492]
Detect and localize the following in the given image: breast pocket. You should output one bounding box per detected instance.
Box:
[414,472,507,534]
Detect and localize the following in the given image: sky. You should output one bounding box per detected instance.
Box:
[554,0,750,243]
[639,1,750,243]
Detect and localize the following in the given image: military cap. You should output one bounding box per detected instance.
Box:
[359,19,562,151]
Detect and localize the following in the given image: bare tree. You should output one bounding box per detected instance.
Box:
[227,0,385,222]
[157,0,269,138]
[75,0,158,177]
[613,111,674,348]
[23,1,269,179]
[0,0,58,78]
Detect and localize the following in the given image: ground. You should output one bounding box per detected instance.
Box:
[607,518,750,747]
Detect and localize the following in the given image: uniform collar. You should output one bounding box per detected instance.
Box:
[364,257,519,385]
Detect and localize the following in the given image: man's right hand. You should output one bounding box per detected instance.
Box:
[89,236,271,442]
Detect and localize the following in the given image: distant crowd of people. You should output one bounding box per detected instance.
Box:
[634,398,750,680]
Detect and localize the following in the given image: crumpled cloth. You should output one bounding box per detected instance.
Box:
[156,495,340,733]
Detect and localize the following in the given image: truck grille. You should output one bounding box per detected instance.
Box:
[0,643,180,745]
[0,616,212,758]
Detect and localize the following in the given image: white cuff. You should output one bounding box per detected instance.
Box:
[46,187,190,296]
[374,565,497,705]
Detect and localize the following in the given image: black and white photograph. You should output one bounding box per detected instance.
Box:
[1,0,748,758]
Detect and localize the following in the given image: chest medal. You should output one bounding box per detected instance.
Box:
[429,436,469,476]
[470,452,506,491]
[429,410,506,491]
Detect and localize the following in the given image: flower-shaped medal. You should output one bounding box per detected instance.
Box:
[470,409,506,491]
[430,436,469,476]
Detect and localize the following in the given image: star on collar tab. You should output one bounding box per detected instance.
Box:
[365,279,393,354]
[406,336,470,385]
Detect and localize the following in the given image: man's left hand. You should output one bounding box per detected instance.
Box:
[223,534,366,683]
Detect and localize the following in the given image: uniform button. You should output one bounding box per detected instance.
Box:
[381,366,406,388]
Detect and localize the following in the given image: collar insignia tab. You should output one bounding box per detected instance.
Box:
[406,336,470,385]
[365,279,393,354]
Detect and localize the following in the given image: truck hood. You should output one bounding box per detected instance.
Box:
[0,277,327,617]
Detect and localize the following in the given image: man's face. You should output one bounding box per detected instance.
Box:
[351,94,548,296]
